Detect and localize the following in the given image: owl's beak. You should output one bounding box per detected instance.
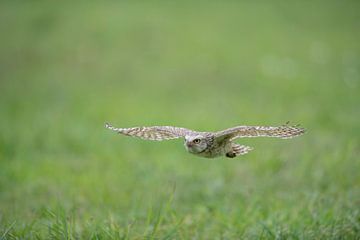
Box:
[186,142,193,147]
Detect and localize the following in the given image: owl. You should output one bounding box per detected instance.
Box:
[105,122,305,158]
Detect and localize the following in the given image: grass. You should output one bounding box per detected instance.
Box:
[1,1,360,239]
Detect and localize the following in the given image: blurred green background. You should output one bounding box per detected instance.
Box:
[1,1,359,239]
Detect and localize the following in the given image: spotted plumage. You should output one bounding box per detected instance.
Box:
[105,122,305,158]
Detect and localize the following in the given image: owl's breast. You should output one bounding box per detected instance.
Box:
[194,141,232,158]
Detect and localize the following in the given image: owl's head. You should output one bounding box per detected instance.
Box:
[184,135,207,154]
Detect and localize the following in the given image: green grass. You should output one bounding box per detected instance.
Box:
[1,1,360,239]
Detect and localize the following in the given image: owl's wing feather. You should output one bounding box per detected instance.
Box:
[105,123,194,141]
[215,123,305,141]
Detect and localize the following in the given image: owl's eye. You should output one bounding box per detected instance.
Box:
[193,138,201,144]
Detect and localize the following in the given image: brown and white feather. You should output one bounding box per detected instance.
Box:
[215,124,305,141]
[105,123,194,141]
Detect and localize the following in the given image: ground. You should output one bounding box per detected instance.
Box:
[0,1,359,239]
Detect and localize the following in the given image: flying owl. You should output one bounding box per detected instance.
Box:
[105,122,305,158]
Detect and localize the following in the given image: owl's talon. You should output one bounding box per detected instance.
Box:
[226,152,236,158]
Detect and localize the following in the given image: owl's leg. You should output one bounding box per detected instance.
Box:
[226,144,253,158]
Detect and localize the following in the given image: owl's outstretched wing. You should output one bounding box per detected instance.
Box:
[215,123,305,141]
[105,123,194,141]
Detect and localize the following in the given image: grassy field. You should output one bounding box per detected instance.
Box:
[1,1,360,239]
